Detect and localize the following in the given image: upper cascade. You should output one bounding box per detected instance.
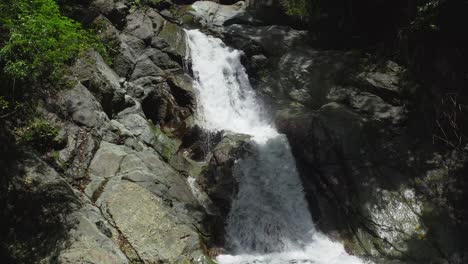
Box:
[185,29,277,142]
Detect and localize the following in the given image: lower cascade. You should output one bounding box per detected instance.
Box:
[186,29,369,264]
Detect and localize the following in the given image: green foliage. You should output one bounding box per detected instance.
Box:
[282,0,310,18]
[409,0,440,32]
[0,96,9,111]
[141,0,161,5]
[131,0,161,7]
[0,0,104,83]
[90,19,121,66]
[18,118,59,152]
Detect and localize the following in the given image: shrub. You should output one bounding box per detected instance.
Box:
[0,0,104,83]
[18,118,59,152]
[0,96,8,111]
[282,0,310,18]
[409,0,441,33]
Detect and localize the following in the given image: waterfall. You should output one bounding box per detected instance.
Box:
[186,29,368,264]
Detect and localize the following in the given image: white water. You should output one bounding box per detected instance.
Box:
[186,29,368,264]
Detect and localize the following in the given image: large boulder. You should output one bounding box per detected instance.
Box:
[90,0,130,28]
[224,24,309,56]
[56,201,129,264]
[187,132,251,249]
[59,83,109,128]
[196,133,251,217]
[188,1,247,28]
[71,51,127,118]
[99,181,202,262]
[139,75,196,138]
[259,49,360,109]
[84,140,207,262]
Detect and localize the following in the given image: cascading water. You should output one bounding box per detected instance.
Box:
[186,29,369,264]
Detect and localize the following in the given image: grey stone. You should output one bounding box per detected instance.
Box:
[197,133,251,217]
[189,1,247,27]
[117,113,149,136]
[130,56,166,81]
[73,50,121,96]
[72,50,126,117]
[4,154,128,263]
[113,40,137,78]
[327,87,406,124]
[158,21,187,58]
[140,124,182,161]
[124,9,154,42]
[224,24,309,56]
[142,48,181,70]
[119,33,147,55]
[60,83,109,128]
[91,0,130,28]
[56,203,128,264]
[99,181,203,263]
[85,141,129,198]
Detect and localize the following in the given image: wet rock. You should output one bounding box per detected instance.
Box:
[141,80,194,137]
[197,133,251,217]
[255,49,360,109]
[224,11,263,26]
[187,132,251,248]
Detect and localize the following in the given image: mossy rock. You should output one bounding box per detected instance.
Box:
[158,21,187,57]
[149,123,182,161]
[169,154,207,178]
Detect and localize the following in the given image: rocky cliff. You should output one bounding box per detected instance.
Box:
[0,1,218,263]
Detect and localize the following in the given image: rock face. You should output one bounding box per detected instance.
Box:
[212,5,468,263]
[270,57,468,262]
[0,1,221,263]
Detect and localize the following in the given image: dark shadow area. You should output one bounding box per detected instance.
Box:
[0,124,81,262]
[0,122,19,262]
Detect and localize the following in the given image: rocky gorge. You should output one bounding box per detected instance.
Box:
[0,0,467,263]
